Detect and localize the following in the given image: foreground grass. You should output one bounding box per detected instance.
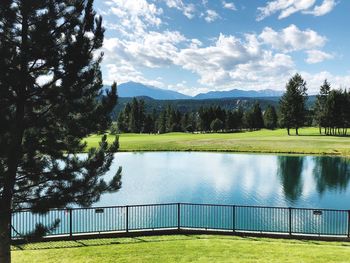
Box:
[85,127,350,156]
[12,235,350,263]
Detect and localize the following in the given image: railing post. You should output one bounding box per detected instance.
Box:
[177,203,181,231]
[232,205,236,233]
[347,210,350,238]
[69,208,73,238]
[126,206,129,233]
[289,207,292,236]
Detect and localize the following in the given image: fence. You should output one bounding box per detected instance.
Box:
[11,203,350,241]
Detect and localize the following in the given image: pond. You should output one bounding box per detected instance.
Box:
[12,152,350,238]
[97,152,350,209]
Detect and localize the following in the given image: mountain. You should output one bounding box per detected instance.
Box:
[110,81,284,100]
[194,89,283,99]
[116,82,191,100]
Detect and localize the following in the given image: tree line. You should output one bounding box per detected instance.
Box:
[114,74,350,136]
[113,98,278,134]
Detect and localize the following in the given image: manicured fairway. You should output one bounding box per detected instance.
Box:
[12,235,350,263]
[85,128,350,156]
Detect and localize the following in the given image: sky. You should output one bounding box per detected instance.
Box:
[94,0,350,96]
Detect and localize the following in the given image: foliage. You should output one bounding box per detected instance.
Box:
[279,74,308,135]
[244,102,264,131]
[0,1,121,261]
[117,99,273,134]
[264,105,278,130]
[210,118,224,132]
[314,81,350,136]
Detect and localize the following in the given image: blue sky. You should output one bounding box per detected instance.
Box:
[94,0,350,95]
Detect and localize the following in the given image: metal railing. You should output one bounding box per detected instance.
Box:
[11,203,350,241]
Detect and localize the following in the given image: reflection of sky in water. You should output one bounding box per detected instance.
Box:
[96,152,350,209]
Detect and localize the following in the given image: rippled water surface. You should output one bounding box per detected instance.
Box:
[97,152,350,209]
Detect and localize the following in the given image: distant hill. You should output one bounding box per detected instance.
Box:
[194,89,283,99]
[116,82,191,100]
[111,82,284,100]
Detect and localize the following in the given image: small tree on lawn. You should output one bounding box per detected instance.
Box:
[279,74,308,135]
[0,1,122,262]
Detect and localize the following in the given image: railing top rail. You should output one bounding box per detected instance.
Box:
[12,202,350,213]
[179,203,350,212]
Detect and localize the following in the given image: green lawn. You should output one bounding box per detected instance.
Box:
[12,235,350,263]
[85,127,350,156]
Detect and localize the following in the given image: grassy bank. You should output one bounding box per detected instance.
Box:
[85,127,350,156]
[12,235,350,263]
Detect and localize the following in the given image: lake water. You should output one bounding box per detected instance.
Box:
[97,152,350,209]
[12,152,350,238]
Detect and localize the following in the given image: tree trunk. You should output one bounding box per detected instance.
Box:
[287,128,290,135]
[296,128,299,136]
[0,209,11,263]
[0,5,28,259]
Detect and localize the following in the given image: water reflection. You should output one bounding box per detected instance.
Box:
[277,156,304,203]
[313,157,350,194]
[96,152,350,209]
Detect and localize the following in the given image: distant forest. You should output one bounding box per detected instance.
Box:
[111,75,350,136]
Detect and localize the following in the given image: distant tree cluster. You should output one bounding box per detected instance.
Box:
[115,99,279,134]
[279,74,350,136]
[314,80,350,136]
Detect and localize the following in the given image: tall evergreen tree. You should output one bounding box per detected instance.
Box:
[252,102,264,129]
[264,105,278,130]
[0,1,122,262]
[156,111,167,134]
[210,118,224,132]
[314,80,331,134]
[279,74,308,135]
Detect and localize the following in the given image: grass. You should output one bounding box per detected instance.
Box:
[12,235,350,263]
[85,127,350,156]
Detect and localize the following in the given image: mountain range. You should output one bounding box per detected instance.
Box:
[113,82,283,100]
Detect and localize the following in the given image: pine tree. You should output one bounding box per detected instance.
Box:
[279,74,308,135]
[210,118,224,132]
[264,105,278,130]
[314,80,331,134]
[252,102,264,129]
[157,111,167,134]
[0,1,121,261]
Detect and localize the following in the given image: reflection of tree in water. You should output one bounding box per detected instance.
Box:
[277,156,304,203]
[313,157,350,195]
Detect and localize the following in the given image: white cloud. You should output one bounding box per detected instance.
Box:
[164,0,196,19]
[174,33,294,87]
[204,9,220,23]
[259,24,327,52]
[303,0,337,16]
[99,0,344,95]
[305,50,334,64]
[106,0,163,37]
[257,0,337,21]
[300,71,350,94]
[103,30,186,68]
[222,1,237,11]
[104,62,164,88]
